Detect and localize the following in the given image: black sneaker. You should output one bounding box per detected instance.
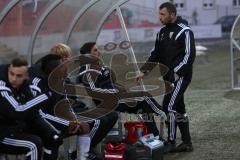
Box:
[69,150,77,160]
[86,152,97,160]
[86,150,103,160]
[68,150,102,160]
[163,141,176,153]
[174,143,193,152]
[158,137,167,145]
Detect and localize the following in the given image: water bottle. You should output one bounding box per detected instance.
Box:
[137,127,143,142]
[123,130,128,139]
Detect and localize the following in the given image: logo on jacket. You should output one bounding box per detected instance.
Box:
[160,33,164,40]
[103,69,110,76]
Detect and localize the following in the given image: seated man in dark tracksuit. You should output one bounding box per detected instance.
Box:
[0,58,62,160]
[77,42,165,137]
[29,54,118,160]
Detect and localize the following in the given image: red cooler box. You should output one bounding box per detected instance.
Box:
[104,143,125,160]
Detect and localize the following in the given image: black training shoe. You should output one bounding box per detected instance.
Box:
[158,136,167,145]
[174,143,193,152]
[86,150,103,160]
[68,149,102,160]
[163,141,176,153]
[86,152,97,160]
[69,150,77,160]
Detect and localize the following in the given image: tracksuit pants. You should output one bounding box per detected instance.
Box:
[89,112,118,147]
[163,77,192,144]
[116,97,164,136]
[0,132,42,160]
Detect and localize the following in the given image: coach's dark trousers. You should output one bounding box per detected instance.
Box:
[163,76,192,144]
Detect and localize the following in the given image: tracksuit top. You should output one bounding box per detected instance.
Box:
[0,64,57,141]
[28,64,70,127]
[141,16,196,82]
[77,64,118,94]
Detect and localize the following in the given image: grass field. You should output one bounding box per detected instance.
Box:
[164,40,240,160]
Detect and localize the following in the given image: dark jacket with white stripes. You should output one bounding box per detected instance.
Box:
[0,64,57,141]
[77,64,163,113]
[141,16,196,82]
[29,64,116,145]
[78,64,118,94]
[29,64,70,129]
[77,63,163,136]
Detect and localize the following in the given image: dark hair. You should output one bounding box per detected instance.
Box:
[41,54,62,75]
[159,2,177,15]
[11,57,28,67]
[80,42,96,55]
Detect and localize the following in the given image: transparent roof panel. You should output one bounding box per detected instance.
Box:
[0,0,12,12]
[96,0,160,64]
[0,0,52,60]
[31,0,90,62]
[97,10,128,65]
[0,0,129,64]
[232,16,240,41]
[68,0,128,53]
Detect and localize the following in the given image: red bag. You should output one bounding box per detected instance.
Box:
[124,121,148,144]
[104,143,126,160]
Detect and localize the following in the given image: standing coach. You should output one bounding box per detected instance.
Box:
[136,2,196,153]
